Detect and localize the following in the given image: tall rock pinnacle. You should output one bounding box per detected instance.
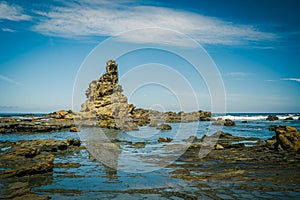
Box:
[80,59,137,131]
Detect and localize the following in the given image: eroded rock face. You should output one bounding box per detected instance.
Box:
[79,60,138,131]
[77,60,212,131]
[274,126,300,152]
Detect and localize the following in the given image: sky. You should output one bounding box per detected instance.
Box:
[0,0,299,113]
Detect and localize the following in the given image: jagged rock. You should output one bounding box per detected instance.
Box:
[266,115,279,121]
[55,110,68,119]
[156,123,172,130]
[79,60,138,131]
[274,126,300,152]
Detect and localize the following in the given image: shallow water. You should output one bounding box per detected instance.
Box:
[1,113,300,199]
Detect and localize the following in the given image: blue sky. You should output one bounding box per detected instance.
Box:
[0,0,299,113]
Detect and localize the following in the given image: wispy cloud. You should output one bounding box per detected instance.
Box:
[31,1,277,47]
[226,72,251,77]
[0,74,20,85]
[1,28,15,32]
[281,78,300,82]
[0,2,31,21]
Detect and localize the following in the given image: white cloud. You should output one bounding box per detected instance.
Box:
[1,28,15,32]
[281,78,300,82]
[0,2,31,21]
[32,2,277,47]
[0,74,20,85]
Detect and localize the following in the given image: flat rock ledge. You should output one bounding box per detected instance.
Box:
[0,138,82,199]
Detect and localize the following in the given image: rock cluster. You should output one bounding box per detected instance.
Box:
[78,60,212,131]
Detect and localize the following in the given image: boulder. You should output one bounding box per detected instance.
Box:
[274,126,300,152]
[266,115,279,121]
[156,123,172,130]
[212,118,236,126]
[158,137,173,143]
[55,110,68,119]
[285,117,294,121]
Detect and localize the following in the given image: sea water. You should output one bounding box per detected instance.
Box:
[1,113,300,199]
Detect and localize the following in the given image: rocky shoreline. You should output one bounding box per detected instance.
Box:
[0,126,299,199]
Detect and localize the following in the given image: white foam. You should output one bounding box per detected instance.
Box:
[213,114,299,121]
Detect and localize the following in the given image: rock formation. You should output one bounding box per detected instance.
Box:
[79,59,138,131]
[78,60,212,131]
[274,126,300,152]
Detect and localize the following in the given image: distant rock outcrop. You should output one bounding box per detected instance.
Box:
[266,115,279,121]
[212,118,236,126]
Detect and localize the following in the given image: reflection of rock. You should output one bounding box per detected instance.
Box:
[274,126,300,152]
[156,123,172,130]
[131,142,146,148]
[103,164,118,181]
[266,115,279,121]
[87,142,121,170]
[1,182,50,200]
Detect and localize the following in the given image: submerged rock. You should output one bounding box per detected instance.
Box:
[156,123,172,130]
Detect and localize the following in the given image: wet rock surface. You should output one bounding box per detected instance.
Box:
[0,138,82,199]
[169,131,300,199]
[0,128,299,199]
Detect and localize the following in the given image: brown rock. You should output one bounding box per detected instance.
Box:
[274,126,300,151]
[215,144,224,150]
[156,123,172,130]
[212,118,235,126]
[158,137,173,143]
[70,126,80,132]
